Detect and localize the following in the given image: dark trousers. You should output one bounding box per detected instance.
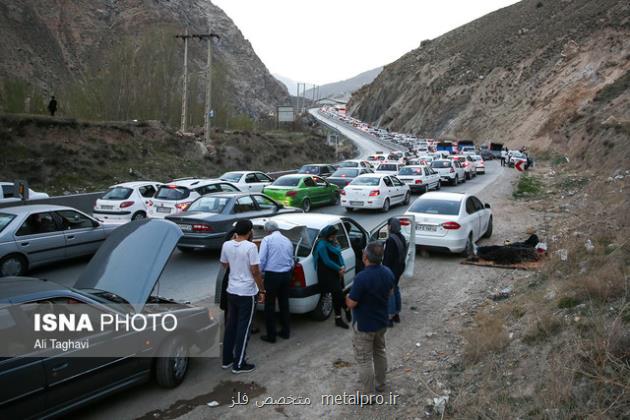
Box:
[263,271,292,338]
[223,293,256,368]
[500,157,506,167]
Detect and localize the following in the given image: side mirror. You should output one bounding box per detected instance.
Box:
[485,203,491,209]
[92,220,101,228]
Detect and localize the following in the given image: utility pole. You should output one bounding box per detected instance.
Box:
[312,84,316,105]
[176,30,190,133]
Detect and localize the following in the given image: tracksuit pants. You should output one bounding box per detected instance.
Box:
[223,293,256,368]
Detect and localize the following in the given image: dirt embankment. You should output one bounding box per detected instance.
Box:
[0,114,354,195]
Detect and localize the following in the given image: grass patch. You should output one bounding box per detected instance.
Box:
[557,296,581,309]
[463,313,510,363]
[523,312,562,344]
[513,174,543,198]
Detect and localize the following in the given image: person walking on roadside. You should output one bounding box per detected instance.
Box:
[220,219,265,374]
[259,220,294,343]
[47,96,57,117]
[314,225,349,329]
[383,218,407,327]
[346,241,394,395]
[500,148,507,167]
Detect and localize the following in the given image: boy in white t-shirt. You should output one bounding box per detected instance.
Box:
[220,219,265,374]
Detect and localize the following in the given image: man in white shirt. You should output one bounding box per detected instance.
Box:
[220,219,265,374]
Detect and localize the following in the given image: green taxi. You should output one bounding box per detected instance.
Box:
[262,174,340,212]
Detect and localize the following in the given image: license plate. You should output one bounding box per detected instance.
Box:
[400,179,414,184]
[101,205,113,210]
[178,224,192,232]
[157,207,171,214]
[350,201,364,206]
[417,224,437,232]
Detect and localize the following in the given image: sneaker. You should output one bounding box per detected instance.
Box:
[392,314,401,323]
[260,335,276,343]
[232,362,256,374]
[221,362,233,369]
[335,317,349,329]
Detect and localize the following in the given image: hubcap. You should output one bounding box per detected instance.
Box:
[303,200,310,212]
[1,258,23,277]
[133,213,145,220]
[172,344,188,379]
[321,293,333,317]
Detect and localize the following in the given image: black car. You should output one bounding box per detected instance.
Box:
[0,219,219,419]
[297,164,336,178]
[480,150,494,160]
[165,192,302,251]
[327,167,374,189]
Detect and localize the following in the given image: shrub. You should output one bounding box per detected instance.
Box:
[463,314,510,363]
[523,313,562,344]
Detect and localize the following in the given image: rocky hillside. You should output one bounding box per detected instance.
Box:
[304,67,383,101]
[0,0,289,127]
[349,0,630,166]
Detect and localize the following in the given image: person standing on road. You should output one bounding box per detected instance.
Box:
[383,218,407,326]
[47,96,57,117]
[500,148,507,167]
[346,241,394,395]
[259,220,294,343]
[220,219,265,374]
[313,225,349,329]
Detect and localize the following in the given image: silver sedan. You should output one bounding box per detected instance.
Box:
[0,205,118,276]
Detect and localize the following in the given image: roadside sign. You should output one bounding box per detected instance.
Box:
[277,106,294,123]
[515,160,525,172]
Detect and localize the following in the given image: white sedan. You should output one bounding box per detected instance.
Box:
[405,192,493,255]
[374,162,405,176]
[220,171,274,193]
[93,181,161,224]
[341,173,410,212]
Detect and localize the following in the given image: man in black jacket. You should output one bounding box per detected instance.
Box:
[382,218,407,326]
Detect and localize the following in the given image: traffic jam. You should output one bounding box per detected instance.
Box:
[0,106,505,417]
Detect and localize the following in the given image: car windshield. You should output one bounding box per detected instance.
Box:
[299,165,321,174]
[409,199,461,215]
[377,164,398,171]
[102,187,133,200]
[338,161,358,168]
[431,161,451,168]
[0,213,15,233]
[332,169,359,177]
[272,177,301,187]
[155,186,190,200]
[220,172,242,182]
[187,196,230,213]
[351,177,381,186]
[399,167,424,175]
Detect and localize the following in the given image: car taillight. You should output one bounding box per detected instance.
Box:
[340,190,346,195]
[192,223,212,233]
[399,218,411,226]
[291,263,306,288]
[450,168,455,173]
[175,202,190,211]
[442,221,461,230]
[369,190,380,197]
[146,200,153,207]
[120,201,135,208]
[415,179,423,184]
[286,191,297,197]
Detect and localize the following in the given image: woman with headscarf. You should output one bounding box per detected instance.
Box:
[313,225,349,329]
[383,218,407,326]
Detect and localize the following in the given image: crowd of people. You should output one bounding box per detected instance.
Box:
[218,217,408,396]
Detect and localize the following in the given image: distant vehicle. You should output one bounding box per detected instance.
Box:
[341,173,410,212]
[220,171,274,193]
[215,213,416,320]
[327,167,374,189]
[508,151,528,167]
[405,192,492,255]
[470,155,486,174]
[450,155,476,180]
[148,179,241,219]
[0,182,49,204]
[436,141,456,154]
[0,205,117,276]
[430,159,466,186]
[374,162,405,176]
[458,141,475,155]
[262,175,339,212]
[0,219,219,418]
[337,160,373,170]
[480,150,495,161]
[93,181,161,224]
[297,164,336,178]
[397,165,441,193]
[165,193,301,251]
[490,142,504,158]
[367,154,386,163]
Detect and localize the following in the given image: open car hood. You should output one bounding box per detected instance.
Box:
[74,219,182,312]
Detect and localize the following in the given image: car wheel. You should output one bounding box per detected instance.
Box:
[483,217,493,238]
[0,254,27,277]
[451,176,458,186]
[310,292,333,321]
[177,246,196,254]
[436,181,442,190]
[462,234,474,258]
[155,335,189,388]
[345,207,354,212]
[465,172,471,180]
[382,198,391,213]
[332,192,340,205]
[132,211,146,221]
[403,192,410,205]
[302,198,311,213]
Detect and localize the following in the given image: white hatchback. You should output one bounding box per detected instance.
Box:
[431,159,466,186]
[405,192,493,255]
[374,162,405,175]
[341,173,410,212]
[220,171,274,193]
[93,181,161,224]
[396,165,441,193]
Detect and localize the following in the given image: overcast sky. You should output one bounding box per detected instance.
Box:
[212,0,521,85]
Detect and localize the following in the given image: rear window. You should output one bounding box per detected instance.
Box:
[350,177,381,186]
[155,186,190,200]
[220,172,242,182]
[272,177,301,187]
[187,197,230,213]
[102,187,133,200]
[409,199,461,215]
[339,161,359,168]
[431,161,451,169]
[299,165,320,174]
[0,213,15,233]
[332,169,359,177]
[399,167,423,175]
[377,164,398,171]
